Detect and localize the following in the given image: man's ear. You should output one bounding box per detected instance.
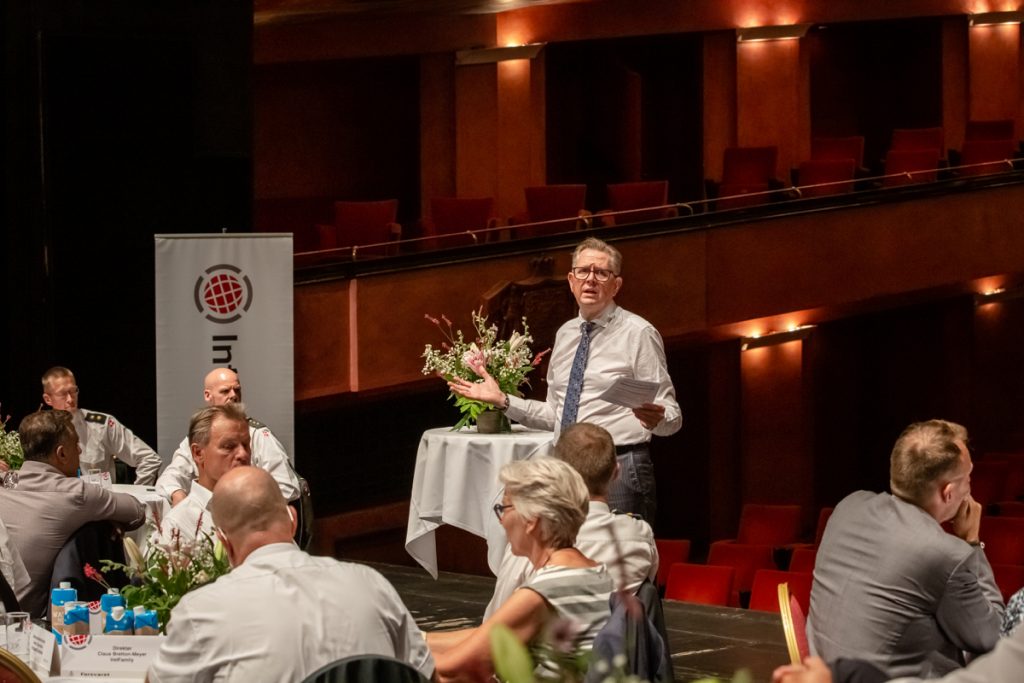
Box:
[611,460,621,483]
[42,393,53,408]
[191,442,204,468]
[287,505,298,536]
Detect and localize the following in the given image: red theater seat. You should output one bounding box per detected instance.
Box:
[981,517,1024,565]
[707,541,775,606]
[736,504,803,546]
[664,563,734,606]
[601,181,677,226]
[796,158,856,198]
[654,538,690,591]
[316,199,402,252]
[509,185,589,238]
[421,197,497,249]
[748,569,813,613]
[882,148,940,186]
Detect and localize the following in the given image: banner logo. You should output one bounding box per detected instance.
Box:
[194,264,254,323]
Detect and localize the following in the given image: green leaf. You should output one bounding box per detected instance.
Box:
[490,624,535,683]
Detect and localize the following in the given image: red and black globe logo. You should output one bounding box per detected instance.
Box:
[194,264,254,323]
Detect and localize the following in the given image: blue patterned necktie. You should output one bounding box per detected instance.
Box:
[561,321,595,429]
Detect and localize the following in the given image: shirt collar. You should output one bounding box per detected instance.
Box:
[188,481,214,510]
[578,302,618,330]
[241,541,300,566]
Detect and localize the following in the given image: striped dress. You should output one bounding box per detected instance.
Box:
[522,563,613,673]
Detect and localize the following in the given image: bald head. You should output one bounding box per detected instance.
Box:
[210,466,291,540]
[204,368,241,406]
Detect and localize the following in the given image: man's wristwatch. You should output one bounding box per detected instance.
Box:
[500,393,510,411]
[969,540,985,550]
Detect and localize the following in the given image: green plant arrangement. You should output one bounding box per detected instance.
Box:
[0,407,24,470]
[98,520,231,633]
[422,310,548,431]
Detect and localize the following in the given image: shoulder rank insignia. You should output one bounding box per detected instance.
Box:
[84,412,108,424]
[247,417,266,429]
[611,509,643,520]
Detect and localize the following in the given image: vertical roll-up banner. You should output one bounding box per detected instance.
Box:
[154,234,294,464]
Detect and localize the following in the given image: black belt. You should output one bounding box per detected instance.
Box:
[615,443,647,455]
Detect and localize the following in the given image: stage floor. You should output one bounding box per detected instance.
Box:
[377,562,790,683]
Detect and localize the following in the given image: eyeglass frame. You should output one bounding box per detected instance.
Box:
[569,266,618,282]
[47,386,80,399]
[492,502,515,521]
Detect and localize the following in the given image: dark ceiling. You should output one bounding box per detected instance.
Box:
[254,0,588,24]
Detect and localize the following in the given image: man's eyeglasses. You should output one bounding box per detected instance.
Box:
[49,387,80,399]
[570,266,617,282]
[493,503,515,521]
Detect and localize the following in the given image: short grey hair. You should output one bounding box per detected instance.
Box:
[500,457,589,548]
[188,402,248,448]
[572,237,622,275]
[890,419,968,505]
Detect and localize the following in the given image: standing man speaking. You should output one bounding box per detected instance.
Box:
[450,237,681,522]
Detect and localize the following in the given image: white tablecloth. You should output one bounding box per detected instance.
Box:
[110,484,168,551]
[405,426,553,579]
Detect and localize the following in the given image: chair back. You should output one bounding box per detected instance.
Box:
[319,200,400,249]
[605,181,671,224]
[813,507,834,546]
[882,148,940,186]
[959,139,1015,177]
[664,563,734,606]
[797,159,856,198]
[749,569,813,613]
[653,538,690,590]
[811,136,865,167]
[991,563,1024,603]
[979,516,1024,565]
[707,541,775,606]
[429,197,495,232]
[965,119,1015,141]
[890,127,944,153]
[788,546,816,574]
[737,503,802,546]
[512,185,588,238]
[778,582,810,665]
[301,655,429,683]
[294,473,314,551]
[722,146,778,185]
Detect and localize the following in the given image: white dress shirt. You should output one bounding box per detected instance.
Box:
[73,408,161,484]
[155,420,300,502]
[484,500,659,618]
[148,543,434,683]
[504,303,681,444]
[152,482,215,548]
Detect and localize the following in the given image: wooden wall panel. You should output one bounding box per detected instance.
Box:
[969,23,1021,122]
[705,185,1024,327]
[294,280,352,400]
[737,38,806,175]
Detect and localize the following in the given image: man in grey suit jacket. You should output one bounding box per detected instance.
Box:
[773,622,1024,683]
[807,419,1004,679]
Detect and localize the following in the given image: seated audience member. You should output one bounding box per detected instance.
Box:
[152,403,251,548]
[1002,586,1024,636]
[809,420,1003,678]
[41,366,161,484]
[428,458,612,682]
[147,466,433,682]
[155,367,299,505]
[485,422,657,618]
[0,411,145,615]
[773,624,1024,683]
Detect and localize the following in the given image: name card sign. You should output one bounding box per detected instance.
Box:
[60,635,163,679]
[28,623,58,677]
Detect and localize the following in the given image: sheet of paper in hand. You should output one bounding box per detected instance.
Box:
[596,377,658,408]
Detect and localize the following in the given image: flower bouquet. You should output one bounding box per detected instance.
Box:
[98,518,230,633]
[422,309,547,432]
[0,406,24,471]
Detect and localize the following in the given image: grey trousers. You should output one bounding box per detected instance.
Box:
[607,444,656,526]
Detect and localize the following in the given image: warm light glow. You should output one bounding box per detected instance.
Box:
[736,23,811,43]
[969,10,1024,26]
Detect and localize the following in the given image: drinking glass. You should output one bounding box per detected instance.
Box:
[84,468,103,486]
[5,611,30,659]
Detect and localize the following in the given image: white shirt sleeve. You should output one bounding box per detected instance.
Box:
[251,426,300,502]
[154,437,196,501]
[102,415,162,485]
